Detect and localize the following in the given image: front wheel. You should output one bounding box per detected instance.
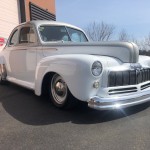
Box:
[49,74,78,109]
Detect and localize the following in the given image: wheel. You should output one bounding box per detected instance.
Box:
[49,74,78,109]
[0,68,2,83]
[0,64,7,84]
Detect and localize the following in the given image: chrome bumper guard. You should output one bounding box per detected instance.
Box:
[88,89,150,110]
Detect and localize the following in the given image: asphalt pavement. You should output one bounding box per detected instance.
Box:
[0,83,150,150]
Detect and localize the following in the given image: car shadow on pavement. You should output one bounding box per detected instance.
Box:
[0,83,150,125]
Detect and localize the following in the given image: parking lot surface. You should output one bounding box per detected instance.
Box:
[0,83,150,150]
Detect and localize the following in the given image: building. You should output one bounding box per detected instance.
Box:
[0,0,56,49]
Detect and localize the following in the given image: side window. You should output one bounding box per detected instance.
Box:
[19,27,36,44]
[9,30,19,45]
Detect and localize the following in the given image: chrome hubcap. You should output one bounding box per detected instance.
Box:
[55,81,66,96]
[51,74,67,104]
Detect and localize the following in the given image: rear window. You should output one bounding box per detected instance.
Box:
[19,27,36,44]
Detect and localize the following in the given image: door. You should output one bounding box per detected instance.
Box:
[7,25,37,83]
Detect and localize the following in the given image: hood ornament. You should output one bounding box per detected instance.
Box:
[130,63,142,70]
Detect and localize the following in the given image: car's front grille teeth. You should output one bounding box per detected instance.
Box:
[108,68,150,87]
[141,83,150,90]
[108,87,137,95]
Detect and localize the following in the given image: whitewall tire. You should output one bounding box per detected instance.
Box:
[49,74,78,109]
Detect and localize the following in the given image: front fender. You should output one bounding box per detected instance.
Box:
[35,54,108,101]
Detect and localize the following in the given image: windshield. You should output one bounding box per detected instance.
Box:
[66,27,88,42]
[39,25,88,42]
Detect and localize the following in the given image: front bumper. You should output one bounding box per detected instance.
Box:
[88,89,150,110]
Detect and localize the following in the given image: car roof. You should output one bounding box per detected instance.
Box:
[20,20,83,31]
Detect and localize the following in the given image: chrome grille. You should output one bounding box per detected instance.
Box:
[141,83,150,90]
[108,87,137,95]
[108,68,150,87]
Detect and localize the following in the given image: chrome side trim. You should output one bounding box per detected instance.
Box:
[88,88,150,110]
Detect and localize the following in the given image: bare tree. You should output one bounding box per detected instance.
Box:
[144,33,150,48]
[85,21,115,41]
[138,40,147,51]
[130,36,141,47]
[138,33,150,51]
[118,29,129,41]
[132,37,138,43]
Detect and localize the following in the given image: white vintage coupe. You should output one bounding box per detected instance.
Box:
[0,20,150,110]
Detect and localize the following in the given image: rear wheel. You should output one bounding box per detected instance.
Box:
[49,74,77,109]
[0,69,2,83]
[0,64,7,84]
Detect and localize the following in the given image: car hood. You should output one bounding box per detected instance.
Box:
[42,41,139,63]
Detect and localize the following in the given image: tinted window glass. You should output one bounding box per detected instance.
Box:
[19,27,36,44]
[10,30,18,45]
[39,26,70,42]
[67,27,88,42]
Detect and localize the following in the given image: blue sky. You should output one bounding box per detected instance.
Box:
[56,0,150,40]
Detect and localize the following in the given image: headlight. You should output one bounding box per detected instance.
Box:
[91,61,102,76]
